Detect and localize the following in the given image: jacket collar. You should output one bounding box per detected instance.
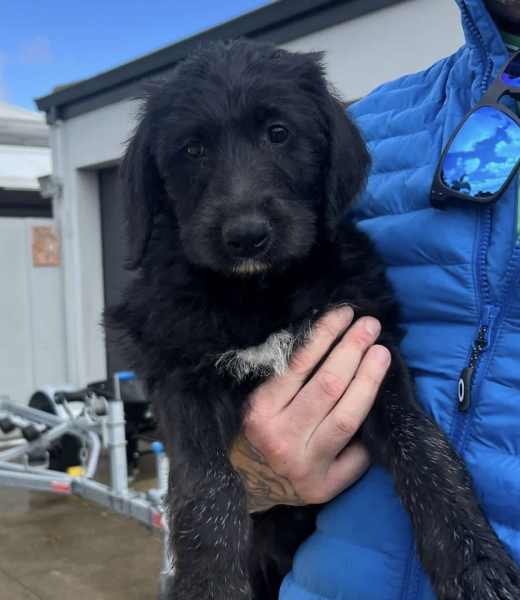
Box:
[455,0,509,81]
[452,0,512,104]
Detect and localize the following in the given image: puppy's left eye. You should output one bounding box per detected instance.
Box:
[185,141,206,158]
[268,125,289,144]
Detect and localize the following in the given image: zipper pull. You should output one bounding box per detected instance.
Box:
[457,323,490,412]
[458,366,474,412]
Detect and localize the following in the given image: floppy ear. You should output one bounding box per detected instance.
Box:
[120,115,163,270]
[323,95,371,238]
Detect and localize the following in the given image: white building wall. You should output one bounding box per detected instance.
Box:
[0,101,65,404]
[51,0,464,387]
[283,0,463,100]
[50,100,140,385]
[0,219,67,404]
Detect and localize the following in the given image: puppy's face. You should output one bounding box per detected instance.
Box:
[122,41,370,275]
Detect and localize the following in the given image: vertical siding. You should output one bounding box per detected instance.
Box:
[0,218,67,404]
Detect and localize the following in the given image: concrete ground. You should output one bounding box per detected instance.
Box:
[0,457,163,600]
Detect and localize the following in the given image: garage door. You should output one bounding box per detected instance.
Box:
[99,166,135,377]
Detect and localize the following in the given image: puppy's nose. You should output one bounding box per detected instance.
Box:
[223,218,272,258]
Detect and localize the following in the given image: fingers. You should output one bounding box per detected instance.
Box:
[241,309,389,508]
[289,306,355,381]
[250,306,354,416]
[322,440,371,500]
[283,316,383,430]
[309,344,391,456]
[295,440,371,504]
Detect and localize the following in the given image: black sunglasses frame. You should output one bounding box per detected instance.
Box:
[431,51,520,209]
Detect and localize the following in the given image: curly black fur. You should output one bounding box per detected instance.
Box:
[106,40,520,600]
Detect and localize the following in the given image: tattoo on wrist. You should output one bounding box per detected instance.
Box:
[232,436,305,513]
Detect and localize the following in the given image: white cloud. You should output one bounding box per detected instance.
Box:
[495,135,520,161]
[464,157,481,174]
[485,157,516,175]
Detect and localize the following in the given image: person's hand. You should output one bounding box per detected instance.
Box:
[230,307,391,512]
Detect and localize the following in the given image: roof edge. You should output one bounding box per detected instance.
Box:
[36,0,405,122]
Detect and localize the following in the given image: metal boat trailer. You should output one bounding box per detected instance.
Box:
[0,371,171,596]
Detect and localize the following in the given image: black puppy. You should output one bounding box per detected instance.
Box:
[107,40,520,600]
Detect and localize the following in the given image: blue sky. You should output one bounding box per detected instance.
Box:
[1,0,269,111]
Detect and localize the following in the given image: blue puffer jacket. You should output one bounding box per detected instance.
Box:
[281,1,519,598]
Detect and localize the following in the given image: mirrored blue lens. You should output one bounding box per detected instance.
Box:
[441,106,520,199]
[502,53,520,88]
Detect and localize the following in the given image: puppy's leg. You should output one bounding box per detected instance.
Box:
[250,506,318,600]
[155,376,252,600]
[362,348,520,600]
[167,455,251,600]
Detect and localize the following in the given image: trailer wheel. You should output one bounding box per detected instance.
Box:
[28,391,83,472]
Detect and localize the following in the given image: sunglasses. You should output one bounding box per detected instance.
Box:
[431,51,520,208]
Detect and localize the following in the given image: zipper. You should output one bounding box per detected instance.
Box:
[454,3,493,418]
[455,206,494,413]
[404,5,498,599]
[458,1,494,95]
[450,0,494,433]
[454,243,520,453]
[452,5,519,420]
[457,323,489,412]
[450,205,496,445]
[477,207,493,305]
[456,183,520,414]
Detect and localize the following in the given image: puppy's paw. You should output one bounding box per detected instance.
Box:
[441,552,520,600]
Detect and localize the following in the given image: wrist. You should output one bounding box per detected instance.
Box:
[230,434,305,513]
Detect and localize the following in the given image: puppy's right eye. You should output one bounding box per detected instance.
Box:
[185,141,206,158]
[268,125,289,144]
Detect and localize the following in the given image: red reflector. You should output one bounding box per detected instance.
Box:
[152,511,166,530]
[51,481,71,494]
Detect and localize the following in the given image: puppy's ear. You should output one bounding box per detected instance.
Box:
[120,114,162,270]
[323,94,371,238]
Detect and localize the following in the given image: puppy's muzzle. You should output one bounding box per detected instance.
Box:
[222,216,272,260]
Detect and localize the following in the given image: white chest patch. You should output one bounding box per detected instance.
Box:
[215,330,296,382]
